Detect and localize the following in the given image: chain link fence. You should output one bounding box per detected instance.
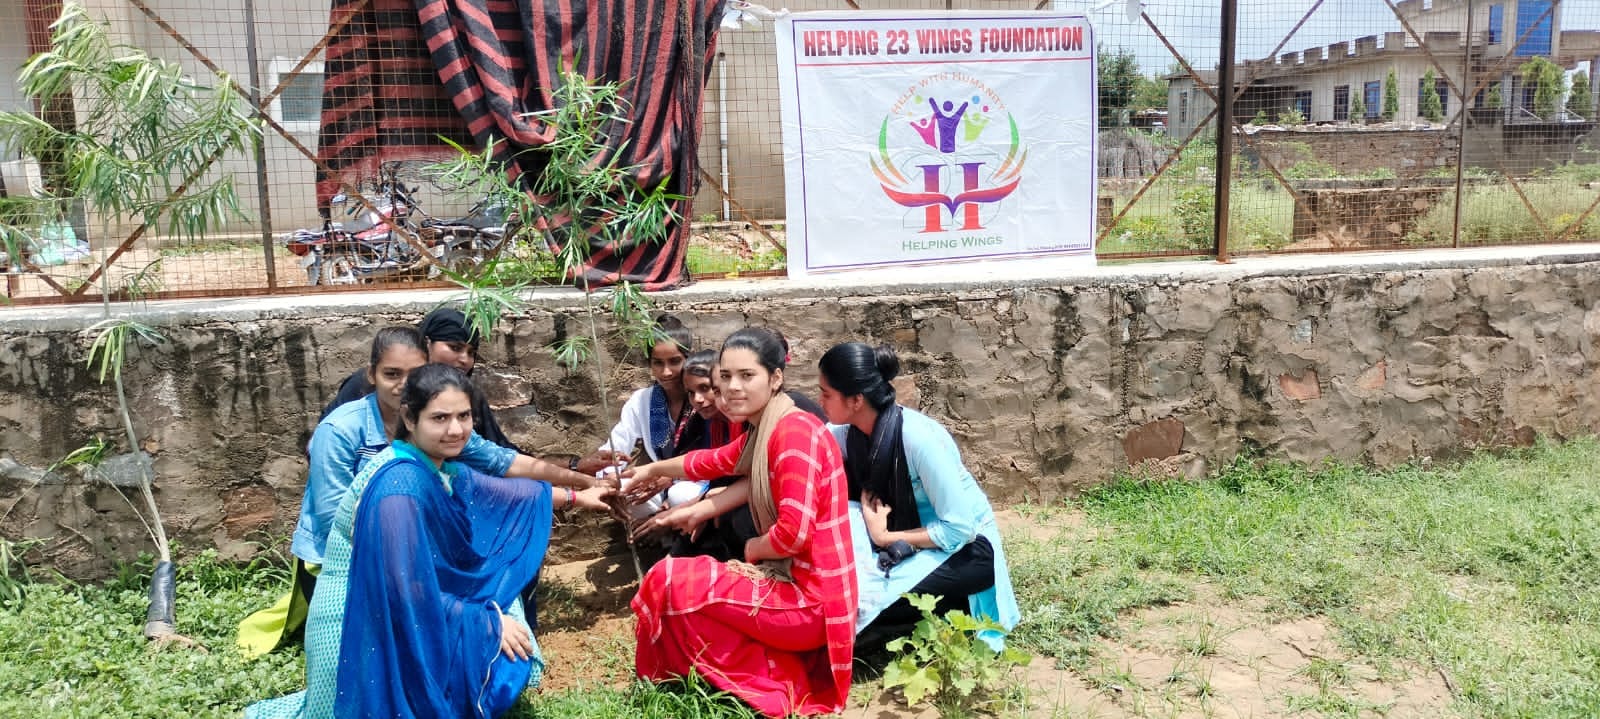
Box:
[2,0,1597,304]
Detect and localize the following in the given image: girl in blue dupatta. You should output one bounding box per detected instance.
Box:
[248,364,613,719]
[816,342,1020,652]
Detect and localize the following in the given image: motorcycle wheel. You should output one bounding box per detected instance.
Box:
[320,252,362,286]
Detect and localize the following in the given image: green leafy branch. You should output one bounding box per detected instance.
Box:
[425,66,683,423]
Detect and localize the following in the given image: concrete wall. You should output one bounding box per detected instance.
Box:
[4,247,1600,577]
[0,0,28,118]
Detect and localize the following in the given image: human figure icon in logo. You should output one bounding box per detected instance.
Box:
[962,105,993,143]
[929,97,969,153]
[909,114,939,149]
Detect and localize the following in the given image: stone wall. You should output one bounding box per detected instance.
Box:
[1247,124,1600,179]
[1244,129,1459,176]
[4,248,1600,577]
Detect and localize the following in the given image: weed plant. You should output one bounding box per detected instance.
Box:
[879,593,1030,717]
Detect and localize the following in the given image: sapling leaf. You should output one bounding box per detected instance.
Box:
[900,666,940,705]
[907,593,939,613]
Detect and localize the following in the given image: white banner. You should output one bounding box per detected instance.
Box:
[776,11,1097,277]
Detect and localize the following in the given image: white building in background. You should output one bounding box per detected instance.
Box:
[1167,0,1600,139]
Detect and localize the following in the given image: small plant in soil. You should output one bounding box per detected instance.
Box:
[881,593,1030,717]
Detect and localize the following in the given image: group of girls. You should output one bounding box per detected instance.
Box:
[244,309,1017,719]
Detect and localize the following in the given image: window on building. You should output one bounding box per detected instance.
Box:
[1334,85,1350,121]
[1487,4,1503,45]
[1364,81,1381,119]
[1513,0,1553,56]
[1179,91,1189,125]
[269,58,325,132]
[1293,90,1312,120]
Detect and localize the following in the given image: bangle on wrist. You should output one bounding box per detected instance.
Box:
[564,489,576,510]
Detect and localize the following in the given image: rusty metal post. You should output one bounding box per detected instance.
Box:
[244,0,278,290]
[1213,0,1237,262]
[1452,0,1473,248]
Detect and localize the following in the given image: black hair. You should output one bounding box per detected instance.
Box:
[683,348,718,379]
[721,326,788,376]
[369,326,429,369]
[818,342,900,412]
[395,363,481,440]
[652,314,693,355]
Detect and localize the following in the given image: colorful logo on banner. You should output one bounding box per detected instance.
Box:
[869,74,1026,234]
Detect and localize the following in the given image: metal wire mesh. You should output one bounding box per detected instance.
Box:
[1218,0,1600,256]
[3,0,1599,304]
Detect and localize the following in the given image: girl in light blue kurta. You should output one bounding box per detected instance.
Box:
[817,342,1019,651]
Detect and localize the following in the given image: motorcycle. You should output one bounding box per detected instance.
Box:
[422,198,511,277]
[284,169,512,286]
[284,181,423,286]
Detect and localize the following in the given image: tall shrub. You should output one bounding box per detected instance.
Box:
[1421,68,1443,122]
[1383,68,1400,120]
[1520,57,1566,118]
[1569,71,1592,119]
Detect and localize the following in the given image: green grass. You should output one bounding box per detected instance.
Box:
[505,674,759,719]
[6,441,1600,716]
[0,550,303,719]
[685,245,785,276]
[1010,439,1600,718]
[1413,179,1600,246]
[0,547,760,718]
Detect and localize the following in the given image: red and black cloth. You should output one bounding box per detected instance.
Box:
[315,0,724,289]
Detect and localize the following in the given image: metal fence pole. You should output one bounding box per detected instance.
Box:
[244,0,278,290]
[1452,0,1473,249]
[1213,0,1237,262]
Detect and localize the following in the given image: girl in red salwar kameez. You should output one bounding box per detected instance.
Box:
[623,327,857,717]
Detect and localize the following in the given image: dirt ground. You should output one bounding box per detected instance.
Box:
[529,510,1454,718]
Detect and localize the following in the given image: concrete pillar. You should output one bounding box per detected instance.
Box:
[1590,56,1599,118]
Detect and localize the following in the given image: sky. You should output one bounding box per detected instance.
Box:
[1048,0,1600,76]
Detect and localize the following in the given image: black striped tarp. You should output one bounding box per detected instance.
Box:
[315,0,725,289]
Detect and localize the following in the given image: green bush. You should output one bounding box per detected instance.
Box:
[1170,141,1218,180]
[1231,213,1291,251]
[1174,186,1215,240]
[1104,214,1189,253]
[1285,160,1339,179]
[1553,163,1600,185]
